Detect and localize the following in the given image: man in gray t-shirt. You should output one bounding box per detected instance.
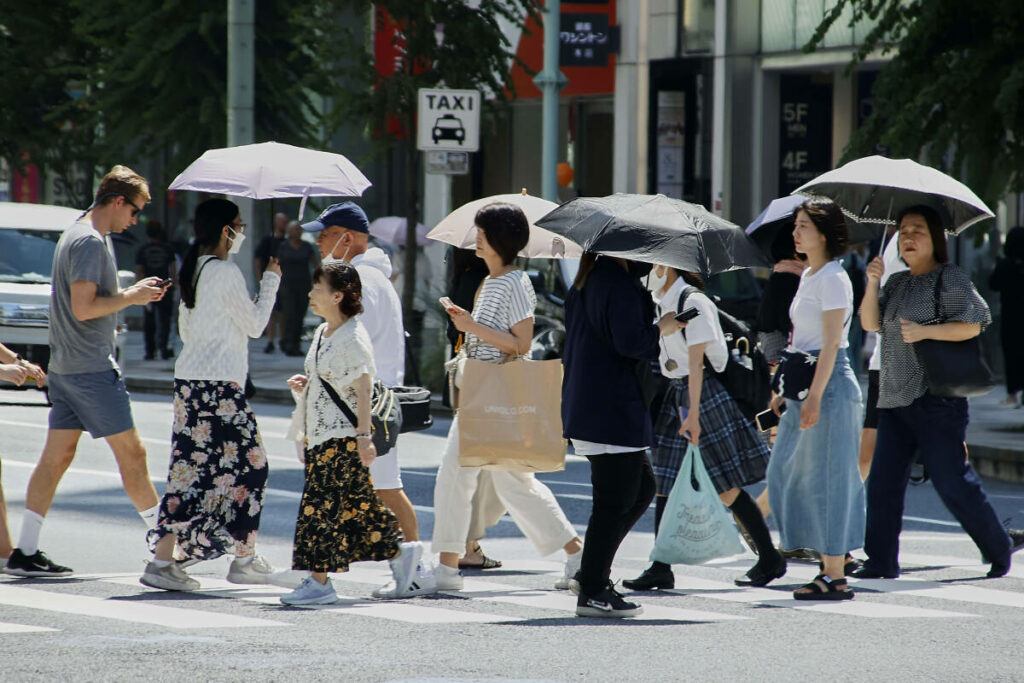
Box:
[4,166,169,580]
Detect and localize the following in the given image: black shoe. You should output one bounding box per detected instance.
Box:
[850,565,898,579]
[1009,529,1024,553]
[264,342,275,354]
[576,584,644,618]
[780,548,820,562]
[622,564,674,591]
[143,353,156,361]
[4,549,73,577]
[987,562,1011,578]
[735,553,787,587]
[161,347,174,360]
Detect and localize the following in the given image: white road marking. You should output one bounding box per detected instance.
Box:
[0,621,60,633]
[0,583,291,629]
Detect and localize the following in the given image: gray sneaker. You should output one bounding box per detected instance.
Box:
[280,575,338,606]
[140,561,200,592]
[226,554,275,584]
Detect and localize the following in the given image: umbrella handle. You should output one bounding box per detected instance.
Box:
[298,191,310,223]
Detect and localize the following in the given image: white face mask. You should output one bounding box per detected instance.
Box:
[321,233,349,265]
[227,227,246,255]
[646,265,668,295]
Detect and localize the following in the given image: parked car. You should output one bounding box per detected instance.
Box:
[0,202,129,386]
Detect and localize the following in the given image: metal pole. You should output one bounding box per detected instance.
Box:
[228,0,255,287]
[535,0,566,202]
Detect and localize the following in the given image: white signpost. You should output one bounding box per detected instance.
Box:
[417,88,481,153]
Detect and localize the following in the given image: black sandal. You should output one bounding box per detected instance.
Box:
[458,544,503,570]
[793,574,854,601]
[817,554,863,576]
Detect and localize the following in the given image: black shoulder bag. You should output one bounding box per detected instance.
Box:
[913,266,996,398]
[314,328,402,456]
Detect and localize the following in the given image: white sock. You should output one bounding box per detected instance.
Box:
[138,504,160,530]
[234,555,254,566]
[18,510,45,556]
[152,559,172,568]
[436,564,460,576]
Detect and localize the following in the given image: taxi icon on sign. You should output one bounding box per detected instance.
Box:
[432,114,465,145]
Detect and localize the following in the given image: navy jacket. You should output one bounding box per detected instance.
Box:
[561,258,661,448]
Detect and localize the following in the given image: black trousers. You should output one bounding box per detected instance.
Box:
[579,451,656,597]
[279,284,309,352]
[143,293,175,355]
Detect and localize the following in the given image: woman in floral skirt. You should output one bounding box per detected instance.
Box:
[141,198,281,592]
[280,261,433,604]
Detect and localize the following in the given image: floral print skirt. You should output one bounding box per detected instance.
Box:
[292,437,401,573]
[148,380,269,560]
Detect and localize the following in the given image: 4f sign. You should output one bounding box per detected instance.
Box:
[417,88,481,153]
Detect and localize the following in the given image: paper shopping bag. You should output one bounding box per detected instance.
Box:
[458,358,567,472]
[651,444,744,565]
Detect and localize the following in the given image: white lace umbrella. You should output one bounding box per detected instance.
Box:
[426,190,582,259]
[793,155,994,236]
[369,216,430,246]
[169,141,371,219]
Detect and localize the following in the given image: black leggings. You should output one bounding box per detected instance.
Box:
[579,451,656,597]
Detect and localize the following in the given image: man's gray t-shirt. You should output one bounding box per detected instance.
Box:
[49,220,120,374]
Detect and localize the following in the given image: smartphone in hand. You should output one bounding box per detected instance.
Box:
[755,404,786,432]
[158,278,174,289]
[438,297,455,310]
[675,307,700,324]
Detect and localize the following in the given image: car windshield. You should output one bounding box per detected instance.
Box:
[0,228,61,284]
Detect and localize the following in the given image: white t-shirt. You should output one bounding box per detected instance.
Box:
[789,260,854,352]
[868,235,909,371]
[464,270,536,362]
[656,278,728,379]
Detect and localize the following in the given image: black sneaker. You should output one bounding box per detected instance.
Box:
[622,564,674,591]
[161,347,175,360]
[576,584,644,618]
[4,549,73,577]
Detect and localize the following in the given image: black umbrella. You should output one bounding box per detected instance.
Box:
[535,193,768,276]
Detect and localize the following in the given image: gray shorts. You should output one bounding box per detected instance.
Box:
[48,369,135,438]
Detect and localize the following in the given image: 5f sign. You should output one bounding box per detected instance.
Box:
[417,88,481,153]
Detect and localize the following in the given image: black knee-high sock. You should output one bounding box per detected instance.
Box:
[729,490,780,561]
[651,496,671,572]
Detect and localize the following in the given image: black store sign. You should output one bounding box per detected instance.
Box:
[778,75,832,196]
[560,13,612,67]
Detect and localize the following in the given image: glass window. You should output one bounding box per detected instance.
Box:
[761,0,796,52]
[0,229,61,283]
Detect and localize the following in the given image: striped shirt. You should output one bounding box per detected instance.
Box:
[877,263,991,409]
[464,270,536,363]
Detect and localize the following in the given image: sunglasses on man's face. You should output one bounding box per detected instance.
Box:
[122,196,142,218]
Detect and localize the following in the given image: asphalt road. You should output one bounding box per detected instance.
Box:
[2,389,1024,682]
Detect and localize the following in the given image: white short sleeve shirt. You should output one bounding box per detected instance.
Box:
[656,278,728,378]
[789,260,854,352]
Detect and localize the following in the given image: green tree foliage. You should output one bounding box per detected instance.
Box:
[809,1,1024,205]
[322,0,539,318]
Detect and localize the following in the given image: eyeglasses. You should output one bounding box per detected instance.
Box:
[123,196,142,218]
[231,223,248,232]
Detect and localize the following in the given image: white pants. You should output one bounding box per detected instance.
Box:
[369,442,403,490]
[432,415,577,556]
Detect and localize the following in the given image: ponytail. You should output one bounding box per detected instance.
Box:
[181,198,240,309]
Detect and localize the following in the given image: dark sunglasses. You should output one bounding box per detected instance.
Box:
[122,196,142,218]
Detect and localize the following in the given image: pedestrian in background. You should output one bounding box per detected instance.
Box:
[435,203,583,593]
[989,225,1024,408]
[754,227,804,364]
[254,212,288,353]
[562,252,684,618]
[858,206,1023,580]
[5,166,166,579]
[281,261,433,604]
[277,219,318,356]
[141,198,281,592]
[0,342,46,569]
[135,220,178,360]
[765,199,864,601]
[626,266,784,592]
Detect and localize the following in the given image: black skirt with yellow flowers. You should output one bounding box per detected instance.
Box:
[291,437,401,573]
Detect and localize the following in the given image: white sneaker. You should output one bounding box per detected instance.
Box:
[139,561,200,592]
[434,563,464,591]
[280,575,338,605]
[226,554,276,584]
[555,550,582,590]
[387,541,423,596]
[376,563,438,599]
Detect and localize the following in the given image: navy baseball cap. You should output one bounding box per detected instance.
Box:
[301,202,369,234]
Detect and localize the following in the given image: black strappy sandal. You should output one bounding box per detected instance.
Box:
[817,554,863,576]
[458,543,503,570]
[793,574,854,601]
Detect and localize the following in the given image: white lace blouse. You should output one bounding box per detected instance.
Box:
[291,320,377,448]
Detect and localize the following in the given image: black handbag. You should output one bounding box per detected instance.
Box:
[314,329,402,456]
[771,348,819,400]
[391,385,433,432]
[913,266,996,398]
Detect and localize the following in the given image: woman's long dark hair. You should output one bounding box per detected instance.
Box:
[573,252,599,290]
[180,198,239,309]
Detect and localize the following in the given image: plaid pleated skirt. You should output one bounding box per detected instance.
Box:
[651,375,771,496]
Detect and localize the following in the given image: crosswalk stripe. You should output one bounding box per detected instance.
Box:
[0,621,60,633]
[0,583,291,629]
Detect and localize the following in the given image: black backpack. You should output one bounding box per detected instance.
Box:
[678,287,771,420]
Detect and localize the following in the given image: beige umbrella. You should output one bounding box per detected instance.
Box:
[426,189,583,258]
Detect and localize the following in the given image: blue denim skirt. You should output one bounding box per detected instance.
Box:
[766,353,865,556]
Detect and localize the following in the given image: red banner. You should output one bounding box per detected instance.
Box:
[12,154,40,203]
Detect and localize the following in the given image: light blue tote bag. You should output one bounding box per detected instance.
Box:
[651,444,745,565]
